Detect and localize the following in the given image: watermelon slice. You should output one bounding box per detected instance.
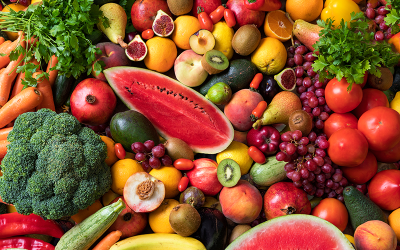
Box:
[226,214,354,250]
[104,66,234,154]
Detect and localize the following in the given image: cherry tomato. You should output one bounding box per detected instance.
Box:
[352,88,389,118]
[342,151,378,185]
[248,146,266,164]
[197,7,213,31]
[358,106,400,151]
[209,5,225,24]
[251,101,268,121]
[325,78,363,113]
[368,169,400,211]
[173,158,194,171]
[141,29,154,40]
[114,143,126,160]
[178,176,189,192]
[371,139,400,163]
[224,9,236,28]
[312,198,348,232]
[249,73,263,90]
[323,113,358,139]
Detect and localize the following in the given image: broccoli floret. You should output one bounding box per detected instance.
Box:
[0,109,112,219]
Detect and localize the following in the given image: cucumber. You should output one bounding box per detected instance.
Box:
[55,199,125,250]
[343,186,387,230]
[249,155,287,187]
[52,74,75,108]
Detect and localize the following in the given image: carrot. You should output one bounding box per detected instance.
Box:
[46,55,58,86]
[34,72,55,111]
[0,127,12,140]
[0,87,43,129]
[0,40,11,52]
[10,58,41,99]
[0,37,6,46]
[0,139,9,158]
[0,31,24,69]
[92,230,122,250]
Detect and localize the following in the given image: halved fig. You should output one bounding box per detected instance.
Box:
[123,172,165,213]
[125,35,148,61]
[274,68,296,91]
[152,10,174,37]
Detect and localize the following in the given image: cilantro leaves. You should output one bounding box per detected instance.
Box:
[385,0,400,34]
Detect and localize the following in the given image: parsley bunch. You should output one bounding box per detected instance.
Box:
[312,12,400,90]
[0,0,109,87]
[385,0,400,34]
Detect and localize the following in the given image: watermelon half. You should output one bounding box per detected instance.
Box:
[104,66,234,154]
[226,214,354,250]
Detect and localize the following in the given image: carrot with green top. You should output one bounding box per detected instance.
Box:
[34,72,55,111]
[0,31,24,69]
[10,58,40,99]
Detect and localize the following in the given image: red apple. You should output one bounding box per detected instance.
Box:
[368,169,400,211]
[192,0,222,18]
[226,0,265,29]
[107,196,148,239]
[130,0,172,32]
[186,158,223,196]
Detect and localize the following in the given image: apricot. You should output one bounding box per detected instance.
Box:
[354,220,397,250]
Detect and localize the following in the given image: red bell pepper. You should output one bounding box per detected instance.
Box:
[0,236,55,250]
[0,212,64,239]
[243,0,282,12]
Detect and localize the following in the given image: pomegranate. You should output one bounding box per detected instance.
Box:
[263,182,311,220]
[130,0,172,32]
[226,0,265,29]
[70,78,117,126]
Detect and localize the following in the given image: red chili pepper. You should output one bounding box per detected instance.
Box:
[141,29,154,40]
[178,176,189,192]
[209,5,226,24]
[0,236,55,250]
[243,0,282,12]
[223,9,236,28]
[114,143,126,160]
[0,212,64,239]
[251,101,268,121]
[173,158,194,171]
[197,7,214,32]
[248,146,266,164]
[249,73,264,90]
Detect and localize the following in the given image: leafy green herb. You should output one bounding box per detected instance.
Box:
[119,0,136,33]
[0,0,109,87]
[312,12,400,90]
[384,0,400,34]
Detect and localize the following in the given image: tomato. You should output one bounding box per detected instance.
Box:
[323,112,358,138]
[352,88,389,118]
[371,139,400,163]
[141,29,154,40]
[197,7,214,31]
[173,158,194,171]
[342,151,377,184]
[358,106,400,151]
[248,146,266,164]
[312,198,348,232]
[114,143,126,160]
[251,101,268,120]
[368,169,400,211]
[224,9,236,28]
[327,127,369,167]
[325,78,363,113]
[209,5,225,24]
[178,176,189,192]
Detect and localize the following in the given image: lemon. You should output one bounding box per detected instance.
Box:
[149,199,179,234]
[390,92,400,115]
[251,37,287,75]
[216,141,253,175]
[110,159,144,195]
[212,21,234,60]
[149,165,182,199]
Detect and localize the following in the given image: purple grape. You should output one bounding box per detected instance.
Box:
[131,142,146,153]
[327,191,337,198]
[307,144,316,154]
[375,30,385,41]
[144,140,155,152]
[308,96,319,108]
[296,77,304,87]
[295,66,305,77]
[379,21,389,31]
[281,132,293,142]
[276,151,287,161]
[317,138,329,149]
[385,31,394,40]
[377,6,389,15]
[287,46,296,54]
[315,119,324,130]
[160,155,173,166]
[316,174,326,183]
[105,126,112,139]
[325,172,332,180]
[286,143,297,155]
[152,144,165,158]
[300,137,309,145]
[313,156,324,166]
[304,52,316,62]
[292,171,301,182]
[365,7,376,19]
[294,54,303,65]
[335,186,344,194]
[297,86,306,94]
[302,77,312,88]
[332,182,340,190]
[300,92,308,100]
[286,58,295,67]
[297,145,308,155]
[149,156,161,169]
[292,130,303,140]
[307,85,316,93]
[284,162,296,172]
[303,106,312,113]
[367,0,380,8]
[135,152,147,162]
[307,67,317,77]
[303,61,313,70]
[279,142,288,151]
[325,187,332,194]
[323,104,332,113]
[293,180,303,188]
[315,148,326,158]
[325,179,334,188]
[337,195,344,202]
[308,131,317,142]
[312,107,321,117]
[339,177,348,187]
[315,88,325,97]
[318,97,326,106]
[321,164,332,173]
[308,172,316,182]
[375,14,385,24]
[332,173,343,183]
[286,170,294,179]
[319,111,329,121]
[295,45,308,55]
[300,168,310,179]
[141,159,152,172]
[314,80,323,88]
[315,189,324,197]
[306,159,317,171]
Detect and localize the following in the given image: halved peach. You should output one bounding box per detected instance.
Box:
[189,29,215,55]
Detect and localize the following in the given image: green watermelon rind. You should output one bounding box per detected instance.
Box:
[226,214,354,250]
[104,66,234,154]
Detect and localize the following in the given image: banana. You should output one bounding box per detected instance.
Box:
[109,233,206,250]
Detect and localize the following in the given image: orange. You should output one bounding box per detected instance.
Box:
[149,199,179,233]
[388,208,400,241]
[1,3,26,40]
[250,37,287,75]
[110,159,144,195]
[286,0,323,22]
[144,37,177,73]
[264,10,293,42]
[100,136,118,167]
[171,15,201,50]
[149,165,182,199]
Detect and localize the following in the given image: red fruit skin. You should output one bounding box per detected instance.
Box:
[325,78,363,114]
[226,0,265,29]
[368,169,400,211]
[342,151,378,185]
[323,112,358,139]
[130,0,172,32]
[192,0,222,18]
[352,88,389,119]
[70,78,117,126]
[371,139,400,163]
[186,158,223,196]
[263,182,311,220]
[246,125,281,155]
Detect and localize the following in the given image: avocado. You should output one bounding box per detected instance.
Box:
[389,65,400,93]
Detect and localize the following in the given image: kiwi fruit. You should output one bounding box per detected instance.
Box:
[229,224,252,243]
[367,67,393,91]
[231,24,261,56]
[288,110,313,136]
[167,0,193,16]
[169,204,201,237]
[201,50,229,75]
[217,159,241,187]
[164,137,194,161]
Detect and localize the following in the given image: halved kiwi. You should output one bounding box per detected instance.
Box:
[201,50,229,75]
[217,159,241,187]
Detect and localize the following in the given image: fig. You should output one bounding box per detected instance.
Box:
[125,35,147,61]
[179,186,205,208]
[274,68,296,91]
[152,10,174,37]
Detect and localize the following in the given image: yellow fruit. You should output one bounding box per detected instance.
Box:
[286,0,323,22]
[251,37,287,75]
[149,165,182,199]
[390,92,400,115]
[212,21,234,60]
[100,136,118,166]
[171,15,201,50]
[149,199,180,233]
[216,141,253,175]
[344,234,355,245]
[388,208,400,241]
[110,159,144,195]
[31,0,43,3]
[101,189,120,206]
[144,37,177,73]
[1,3,26,41]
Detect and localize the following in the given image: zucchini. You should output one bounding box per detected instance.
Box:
[249,155,287,186]
[52,74,75,108]
[55,199,125,250]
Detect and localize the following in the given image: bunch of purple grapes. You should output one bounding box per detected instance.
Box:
[364,0,394,41]
[276,130,349,202]
[9,0,31,6]
[131,140,173,171]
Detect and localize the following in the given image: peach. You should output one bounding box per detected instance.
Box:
[354,220,397,250]
[174,50,208,87]
[224,89,264,131]
[233,130,248,145]
[219,180,263,224]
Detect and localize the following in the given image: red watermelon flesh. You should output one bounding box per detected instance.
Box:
[226,214,354,250]
[104,66,234,154]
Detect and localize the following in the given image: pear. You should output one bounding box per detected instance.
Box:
[292,19,323,52]
[97,3,128,48]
